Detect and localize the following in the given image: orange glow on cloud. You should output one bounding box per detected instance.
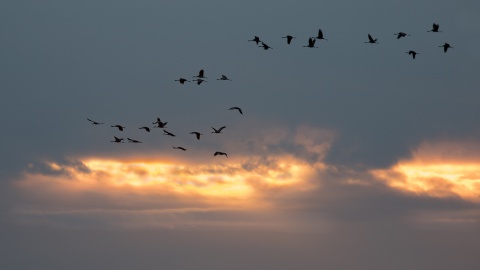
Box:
[372,141,480,201]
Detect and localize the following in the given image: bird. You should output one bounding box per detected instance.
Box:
[175,78,189,84]
[87,118,104,125]
[439,42,453,53]
[303,37,317,48]
[428,23,441,32]
[193,69,207,79]
[259,42,273,50]
[282,35,295,44]
[127,138,142,143]
[193,78,206,85]
[111,136,124,143]
[406,50,419,59]
[211,126,226,134]
[163,130,176,137]
[139,126,151,132]
[217,75,232,81]
[111,125,126,131]
[228,107,243,115]
[394,32,410,39]
[248,36,261,45]
[172,146,187,151]
[153,118,167,128]
[365,34,379,44]
[316,29,328,41]
[214,151,228,158]
[190,132,203,140]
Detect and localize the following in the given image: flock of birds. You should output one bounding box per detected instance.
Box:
[247,23,453,59]
[88,23,454,158]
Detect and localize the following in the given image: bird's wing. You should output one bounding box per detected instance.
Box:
[218,126,226,132]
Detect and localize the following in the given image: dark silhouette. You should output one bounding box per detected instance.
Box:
[193,69,207,79]
[248,36,261,45]
[163,130,176,137]
[365,34,379,44]
[87,118,104,125]
[127,138,142,143]
[214,151,228,157]
[316,29,328,41]
[440,42,453,53]
[428,23,441,32]
[111,125,126,131]
[394,32,410,39]
[190,132,203,140]
[228,107,243,115]
[111,136,124,143]
[282,35,295,44]
[173,146,187,151]
[193,78,207,85]
[153,118,167,128]
[175,78,189,84]
[211,126,226,134]
[406,50,419,59]
[303,37,317,48]
[139,126,151,132]
[217,75,232,81]
[259,42,273,50]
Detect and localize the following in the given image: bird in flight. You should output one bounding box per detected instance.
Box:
[228,107,243,115]
[248,36,261,45]
[172,146,187,151]
[316,29,328,41]
[259,42,273,50]
[440,42,453,53]
[163,130,176,137]
[175,78,189,84]
[193,78,207,85]
[193,69,207,79]
[111,125,126,131]
[211,126,226,134]
[406,50,419,59]
[217,75,232,81]
[127,138,142,143]
[139,126,151,132]
[214,151,228,157]
[303,37,317,48]
[87,118,104,125]
[365,34,379,44]
[190,132,203,140]
[153,118,167,128]
[111,136,124,143]
[394,32,410,39]
[428,23,441,32]
[282,35,295,44]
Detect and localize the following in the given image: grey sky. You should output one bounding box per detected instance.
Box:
[1,0,480,269]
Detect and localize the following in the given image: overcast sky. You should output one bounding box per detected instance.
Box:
[1,0,480,269]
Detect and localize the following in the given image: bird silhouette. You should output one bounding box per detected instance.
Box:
[316,29,328,41]
[87,118,104,125]
[153,118,167,128]
[428,23,441,32]
[259,42,273,50]
[139,126,151,132]
[394,32,410,39]
[111,136,124,143]
[282,35,296,44]
[193,69,207,79]
[439,42,453,53]
[127,138,142,143]
[175,78,189,84]
[163,130,176,137]
[228,107,243,115]
[111,125,126,131]
[303,37,317,48]
[214,151,228,157]
[193,78,207,85]
[406,50,419,59]
[172,146,187,151]
[217,75,232,81]
[211,126,226,134]
[365,34,379,44]
[190,132,203,140]
[248,36,261,45]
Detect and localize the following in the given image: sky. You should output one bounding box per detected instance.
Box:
[1,0,480,269]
